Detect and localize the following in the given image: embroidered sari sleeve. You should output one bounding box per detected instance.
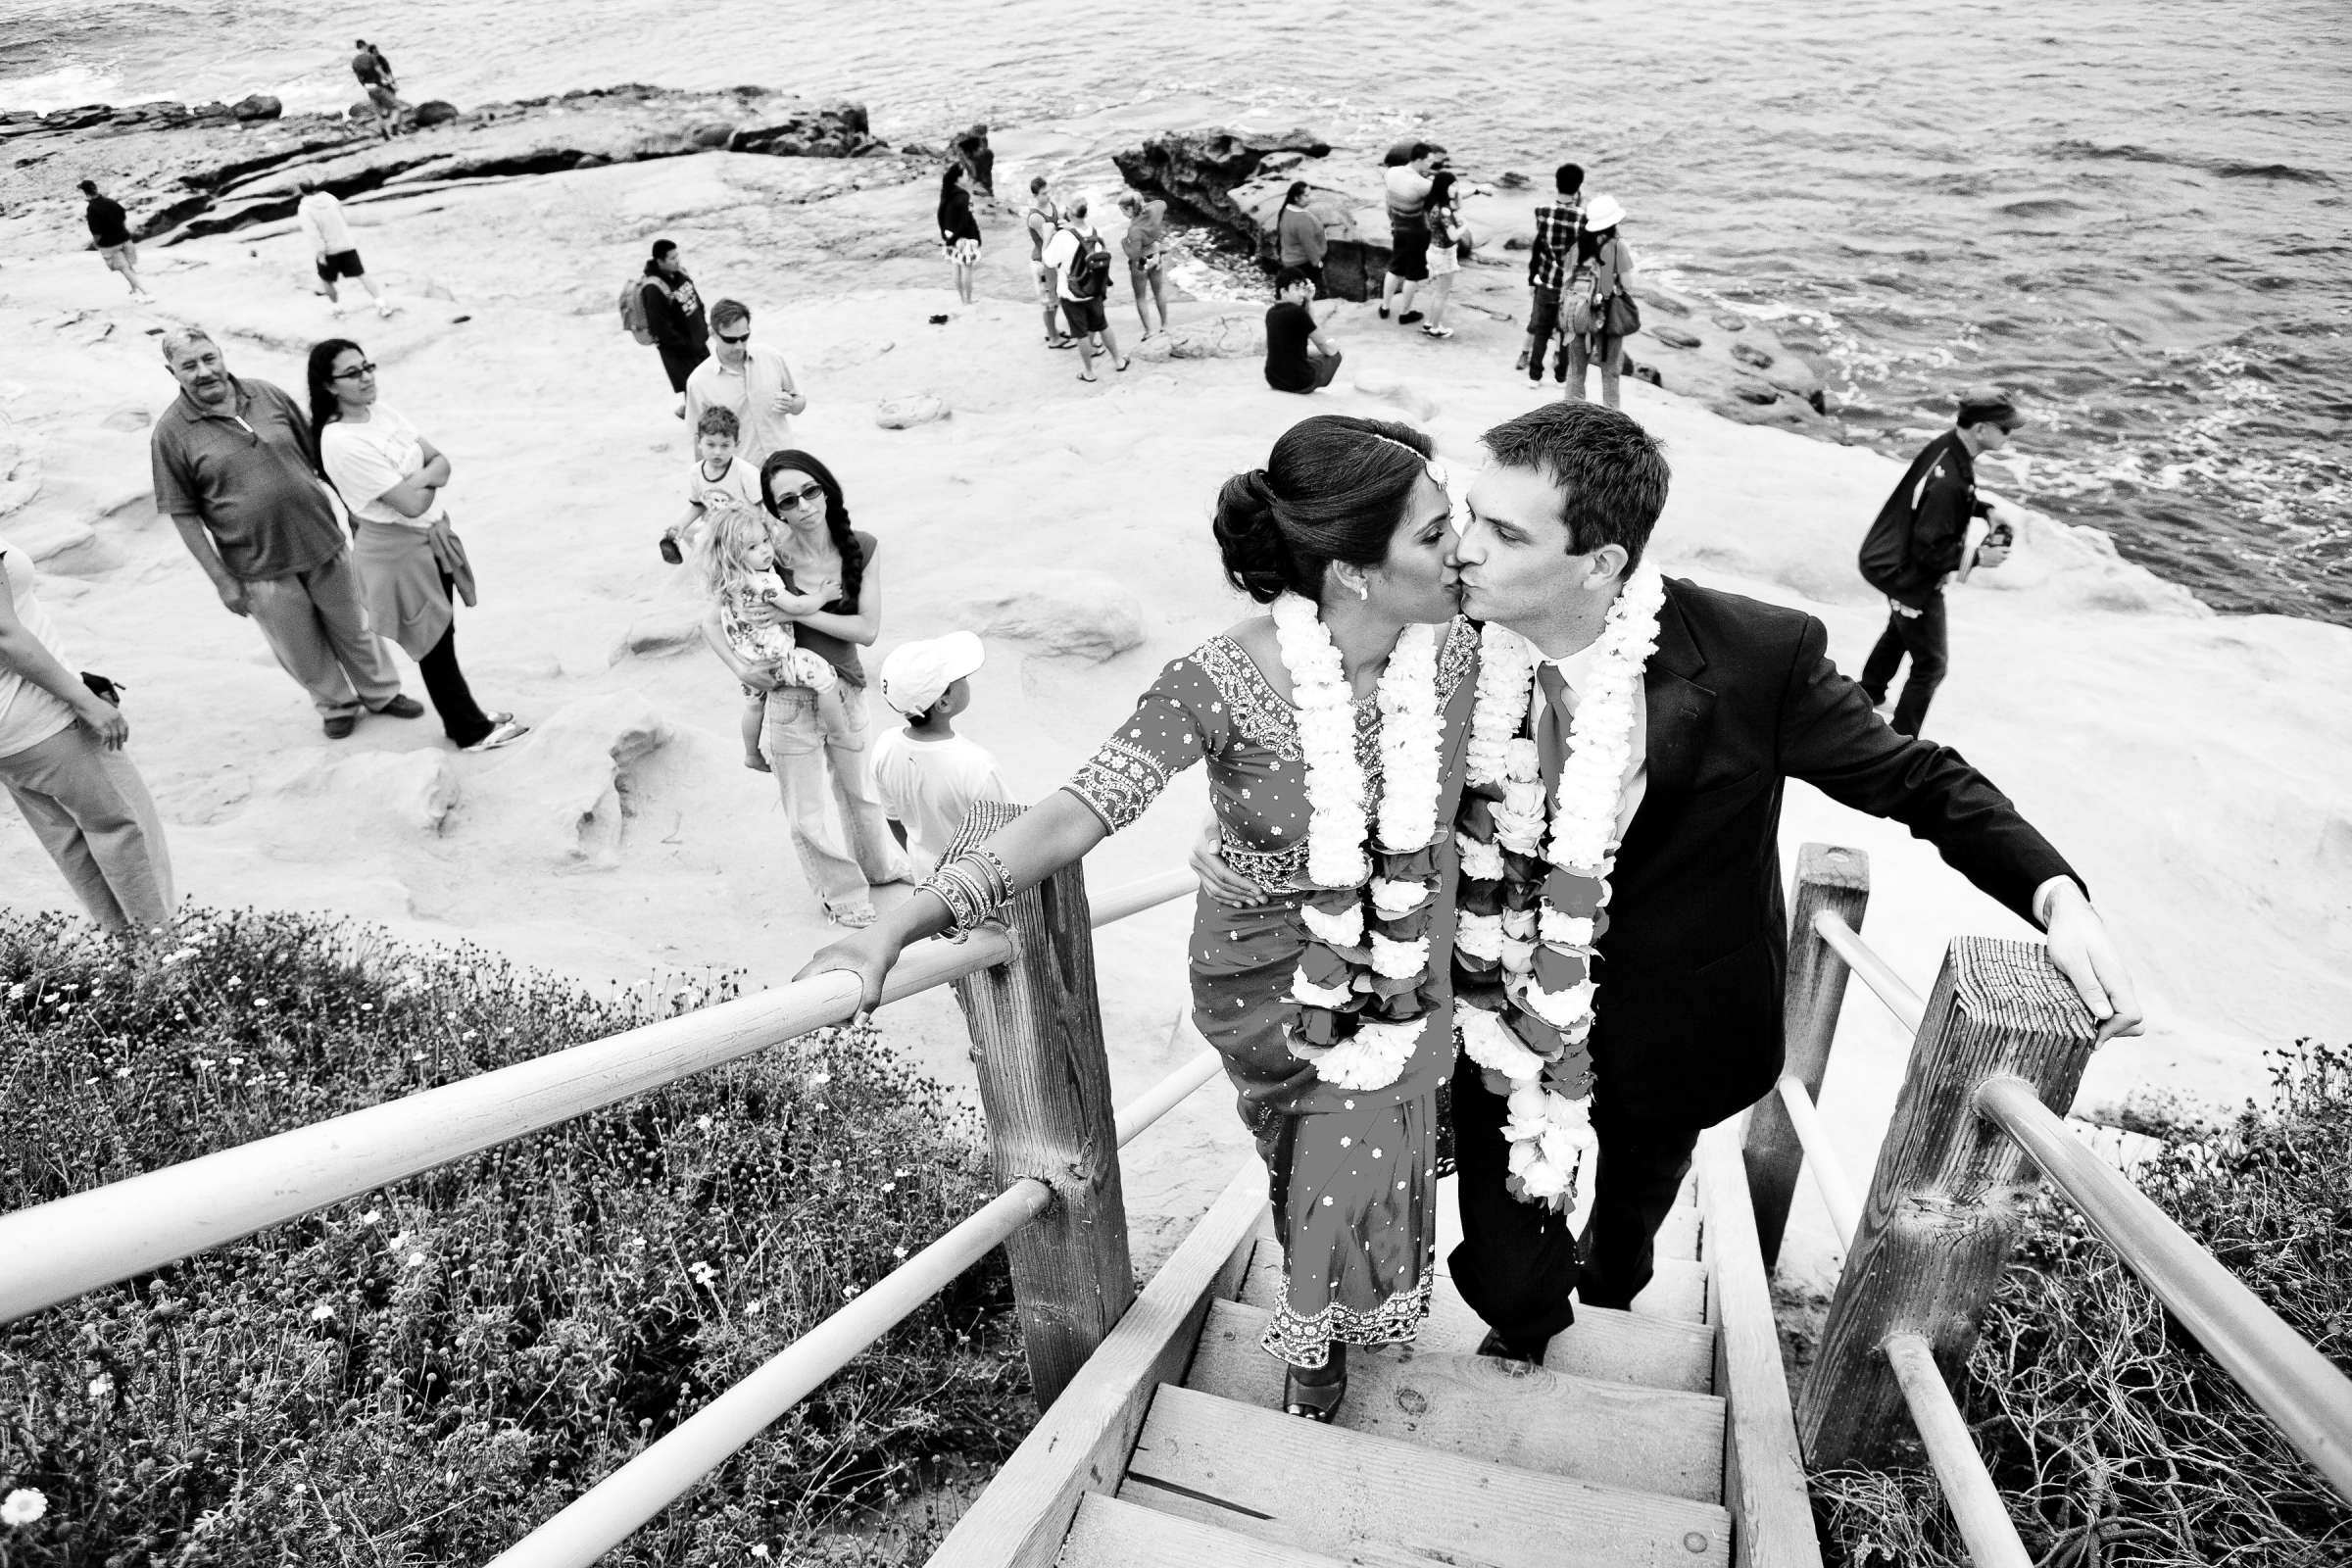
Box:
[1062,655,1224,834]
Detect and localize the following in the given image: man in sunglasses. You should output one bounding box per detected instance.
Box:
[683,299,807,469]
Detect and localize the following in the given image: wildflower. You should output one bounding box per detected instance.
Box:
[881,1182,896,1194]
[55,1004,72,1015]
[461,1030,478,1042]
[87,1373,114,1400]
[113,1066,129,1079]
[310,1302,335,1322]
[1,1489,46,1525]
[361,1210,381,1226]
[360,1004,373,1012]
[892,1246,908,1260]
[753,1546,772,1560]
[696,1115,712,1132]
[4,983,23,1001]
[407,1251,426,1268]
[225,977,241,989]
[226,1056,243,1068]
[807,1071,831,1089]
[193,1057,216,1071]
[747,1299,764,1315]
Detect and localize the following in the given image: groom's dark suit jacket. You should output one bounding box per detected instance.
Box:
[1586,576,2079,1129]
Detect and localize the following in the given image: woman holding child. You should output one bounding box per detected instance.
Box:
[800,416,1478,1420]
[700,451,906,928]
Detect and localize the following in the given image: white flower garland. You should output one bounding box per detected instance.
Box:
[1270,593,1446,1093]
[1454,565,1666,1207]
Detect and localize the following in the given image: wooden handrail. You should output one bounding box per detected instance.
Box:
[1772,1075,1859,1248]
[0,870,1199,1325]
[487,1179,1056,1568]
[1115,1048,1222,1148]
[1977,1074,2352,1503]
[1881,1333,2033,1568]
[1810,909,1925,1032]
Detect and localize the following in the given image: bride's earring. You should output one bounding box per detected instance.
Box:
[1338,567,1369,601]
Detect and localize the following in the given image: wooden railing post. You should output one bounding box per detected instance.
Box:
[1745,843,1870,1268]
[1796,936,2095,1468]
[947,802,1135,1411]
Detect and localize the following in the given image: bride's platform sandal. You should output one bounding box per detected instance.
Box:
[1283,1368,1347,1423]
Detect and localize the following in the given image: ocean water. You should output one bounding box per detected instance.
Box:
[8,0,2349,622]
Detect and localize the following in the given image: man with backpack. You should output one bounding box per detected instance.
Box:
[1042,196,1128,382]
[1855,386,2023,736]
[628,240,709,416]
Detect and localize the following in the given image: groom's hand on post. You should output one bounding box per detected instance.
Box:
[1190,813,1266,907]
[2040,881,2144,1045]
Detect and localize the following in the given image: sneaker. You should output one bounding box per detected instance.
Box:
[374,695,425,719]
[485,711,514,725]
[1421,323,1454,338]
[1398,311,1425,325]
[461,718,529,754]
[322,713,358,740]
[1377,306,1392,320]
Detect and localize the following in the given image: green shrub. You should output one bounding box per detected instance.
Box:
[0,907,1029,1565]
[1815,1042,2352,1567]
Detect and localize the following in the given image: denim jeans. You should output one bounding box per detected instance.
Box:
[1565,329,1625,409]
[760,683,906,916]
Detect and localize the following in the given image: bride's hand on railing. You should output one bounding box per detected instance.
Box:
[794,926,907,1017]
[1189,813,1266,907]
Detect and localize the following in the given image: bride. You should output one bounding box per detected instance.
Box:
[798,415,1481,1421]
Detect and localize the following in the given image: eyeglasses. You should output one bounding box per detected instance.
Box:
[715,330,751,345]
[771,483,826,512]
[329,361,377,381]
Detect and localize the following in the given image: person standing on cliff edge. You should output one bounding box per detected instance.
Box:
[351,38,402,140]
[149,327,421,740]
[1856,386,2023,736]
[79,179,152,303]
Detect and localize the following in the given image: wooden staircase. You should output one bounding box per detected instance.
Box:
[929,1122,1822,1568]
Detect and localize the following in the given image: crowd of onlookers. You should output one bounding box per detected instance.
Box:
[19,130,1648,941]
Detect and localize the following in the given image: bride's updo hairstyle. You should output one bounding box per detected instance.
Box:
[1213,416,1436,605]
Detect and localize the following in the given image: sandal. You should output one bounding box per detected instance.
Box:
[1113,358,1132,372]
[1077,370,1099,383]
[1283,1368,1347,1423]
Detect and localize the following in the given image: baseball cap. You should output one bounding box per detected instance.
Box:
[1956,385,2027,431]
[880,631,985,716]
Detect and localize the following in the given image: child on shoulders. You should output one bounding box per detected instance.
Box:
[698,506,835,771]
[873,632,1009,871]
[663,406,763,564]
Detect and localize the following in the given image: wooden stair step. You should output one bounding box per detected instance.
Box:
[1185,1298,1726,1502]
[1238,1234,1710,1331]
[1427,1179,1702,1264]
[1122,1382,1732,1568]
[1418,1272,1719,1393]
[1057,1489,1349,1568]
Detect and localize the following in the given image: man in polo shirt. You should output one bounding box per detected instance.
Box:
[149,327,418,739]
[682,299,806,470]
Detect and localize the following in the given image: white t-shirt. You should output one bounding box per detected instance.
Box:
[870,728,1009,872]
[686,453,763,516]
[0,537,78,760]
[1041,224,1096,303]
[320,404,441,528]
[298,190,357,255]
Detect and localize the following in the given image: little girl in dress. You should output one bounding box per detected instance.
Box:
[700,507,835,771]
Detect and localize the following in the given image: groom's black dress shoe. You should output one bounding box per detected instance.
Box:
[1475,1329,1545,1367]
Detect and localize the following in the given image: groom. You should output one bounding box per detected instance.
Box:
[1439,401,2141,1356]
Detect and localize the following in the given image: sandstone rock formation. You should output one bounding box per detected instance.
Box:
[2,85,887,252]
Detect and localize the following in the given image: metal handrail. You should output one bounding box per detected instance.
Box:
[1882,1333,2033,1568]
[493,1017,1231,1564]
[1977,1074,2352,1502]
[488,1179,1055,1568]
[0,869,1200,1324]
[1773,1074,1860,1247]
[1810,910,1926,1032]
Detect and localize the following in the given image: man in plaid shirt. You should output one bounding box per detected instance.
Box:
[1519,164,1587,383]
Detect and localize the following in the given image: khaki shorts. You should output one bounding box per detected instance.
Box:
[99,240,137,273]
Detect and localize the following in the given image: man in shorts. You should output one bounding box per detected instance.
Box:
[1042,196,1129,382]
[1380,142,1442,325]
[1116,192,1170,339]
[79,179,151,302]
[297,179,394,318]
[1025,176,1072,350]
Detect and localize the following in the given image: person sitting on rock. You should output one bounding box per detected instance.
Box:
[1263,268,1343,394]
[297,179,394,318]
[150,326,422,740]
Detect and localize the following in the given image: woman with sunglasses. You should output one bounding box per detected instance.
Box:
[700,451,906,926]
[307,339,528,754]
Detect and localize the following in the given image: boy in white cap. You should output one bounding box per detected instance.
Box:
[873,631,1009,872]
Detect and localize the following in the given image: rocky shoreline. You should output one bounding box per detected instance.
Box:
[1114,128,1838,433]
[3,84,887,249]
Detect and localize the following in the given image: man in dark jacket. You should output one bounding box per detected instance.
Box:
[638,239,710,413]
[1855,387,2022,735]
[79,179,150,301]
[1433,400,2136,1356]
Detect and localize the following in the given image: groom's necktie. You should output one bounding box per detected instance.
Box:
[1535,662,1573,797]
